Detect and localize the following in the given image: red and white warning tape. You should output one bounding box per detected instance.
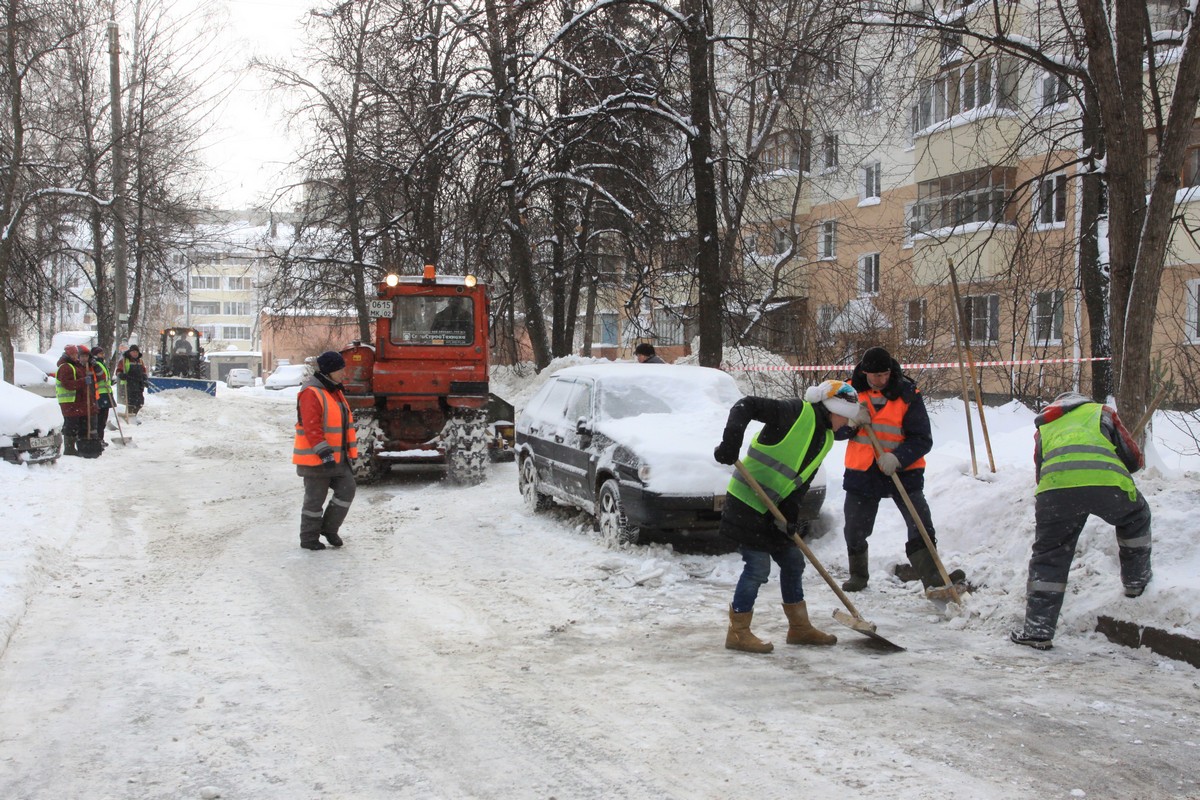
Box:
[725,356,1111,372]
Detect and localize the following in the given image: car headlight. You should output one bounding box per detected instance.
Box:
[637,464,651,482]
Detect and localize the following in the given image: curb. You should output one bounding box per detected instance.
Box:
[1095,615,1200,668]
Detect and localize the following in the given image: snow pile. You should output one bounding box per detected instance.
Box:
[0,382,64,446]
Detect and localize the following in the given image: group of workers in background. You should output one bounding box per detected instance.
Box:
[54,343,148,457]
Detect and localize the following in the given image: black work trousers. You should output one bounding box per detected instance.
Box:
[300,460,357,546]
[1021,485,1152,639]
[843,489,936,556]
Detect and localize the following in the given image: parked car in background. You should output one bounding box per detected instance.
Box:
[264,363,311,390]
[0,381,63,465]
[4,358,58,398]
[16,352,59,376]
[225,368,255,388]
[515,363,826,544]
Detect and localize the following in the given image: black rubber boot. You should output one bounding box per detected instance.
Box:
[906,541,966,589]
[841,549,869,592]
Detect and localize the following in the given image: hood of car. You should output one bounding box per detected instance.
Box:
[596,411,754,496]
[0,381,63,442]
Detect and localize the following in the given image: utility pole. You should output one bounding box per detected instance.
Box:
[108,21,129,346]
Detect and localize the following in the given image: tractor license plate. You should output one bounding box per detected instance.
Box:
[713,495,725,512]
[27,436,54,448]
[368,299,393,318]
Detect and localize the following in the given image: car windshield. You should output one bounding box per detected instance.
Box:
[597,372,741,421]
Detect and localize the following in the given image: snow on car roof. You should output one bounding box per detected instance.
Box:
[0,382,63,438]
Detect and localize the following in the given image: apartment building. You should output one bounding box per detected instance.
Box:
[733,0,1200,404]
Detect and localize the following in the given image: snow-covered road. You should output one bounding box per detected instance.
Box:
[1,387,1197,799]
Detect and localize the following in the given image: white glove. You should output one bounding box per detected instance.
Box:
[877,452,900,476]
[851,405,872,427]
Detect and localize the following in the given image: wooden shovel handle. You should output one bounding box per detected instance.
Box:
[734,460,866,621]
[859,423,961,605]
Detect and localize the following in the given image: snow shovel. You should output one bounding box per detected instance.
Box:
[859,423,962,605]
[110,404,133,446]
[734,460,904,651]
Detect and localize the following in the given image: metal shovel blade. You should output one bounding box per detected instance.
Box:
[832,609,906,651]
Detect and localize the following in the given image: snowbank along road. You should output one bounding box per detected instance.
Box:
[0,387,1197,799]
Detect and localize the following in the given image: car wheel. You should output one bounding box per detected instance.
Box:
[596,478,640,545]
[519,456,553,512]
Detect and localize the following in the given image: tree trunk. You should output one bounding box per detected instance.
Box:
[682,0,722,368]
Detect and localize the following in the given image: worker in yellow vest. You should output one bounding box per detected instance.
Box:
[1011,391,1152,650]
[712,380,869,653]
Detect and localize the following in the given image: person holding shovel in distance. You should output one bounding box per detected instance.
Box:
[839,347,969,595]
[712,380,870,654]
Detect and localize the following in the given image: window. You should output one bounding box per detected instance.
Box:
[817,220,837,259]
[774,228,791,255]
[225,276,252,290]
[820,44,842,83]
[190,300,221,315]
[222,326,253,341]
[961,294,1000,344]
[861,73,881,111]
[652,313,684,345]
[861,162,882,201]
[1040,72,1070,108]
[858,253,880,295]
[759,130,810,172]
[1188,279,1200,343]
[903,203,918,247]
[223,301,249,316]
[190,275,220,290]
[1031,290,1064,345]
[912,57,1019,133]
[817,304,838,344]
[914,167,1016,232]
[822,134,839,171]
[195,325,217,341]
[906,299,927,343]
[598,313,618,346]
[1035,173,1068,226]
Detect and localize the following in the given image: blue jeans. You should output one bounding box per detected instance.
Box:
[731,545,806,613]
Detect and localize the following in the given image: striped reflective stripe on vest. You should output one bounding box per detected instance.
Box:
[1036,404,1135,500]
[292,385,358,465]
[55,363,79,404]
[844,390,925,472]
[727,403,831,514]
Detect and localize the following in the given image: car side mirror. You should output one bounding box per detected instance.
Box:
[575,417,591,436]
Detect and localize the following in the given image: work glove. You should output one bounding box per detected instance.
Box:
[320,451,337,466]
[876,452,900,476]
[851,405,872,427]
[84,374,94,386]
[713,441,740,465]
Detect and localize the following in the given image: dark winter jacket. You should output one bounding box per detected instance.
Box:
[116,353,148,389]
[1033,391,1143,482]
[716,396,848,552]
[843,355,932,498]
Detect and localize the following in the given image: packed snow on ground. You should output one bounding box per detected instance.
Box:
[1,364,1198,799]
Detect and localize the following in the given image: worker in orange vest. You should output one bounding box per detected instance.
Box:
[292,351,358,550]
[840,347,967,594]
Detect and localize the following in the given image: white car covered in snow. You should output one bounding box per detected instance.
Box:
[3,357,57,398]
[264,364,311,390]
[515,363,825,544]
[0,381,63,464]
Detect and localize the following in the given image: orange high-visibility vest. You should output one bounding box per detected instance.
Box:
[292,385,359,465]
[844,389,925,472]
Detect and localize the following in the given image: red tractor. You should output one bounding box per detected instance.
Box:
[341,265,510,484]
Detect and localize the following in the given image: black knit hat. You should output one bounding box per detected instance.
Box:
[859,347,893,373]
[316,350,346,374]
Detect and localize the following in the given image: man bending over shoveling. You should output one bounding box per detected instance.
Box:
[712,380,869,654]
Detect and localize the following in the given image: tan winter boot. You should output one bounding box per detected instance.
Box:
[783,601,838,646]
[725,607,773,653]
